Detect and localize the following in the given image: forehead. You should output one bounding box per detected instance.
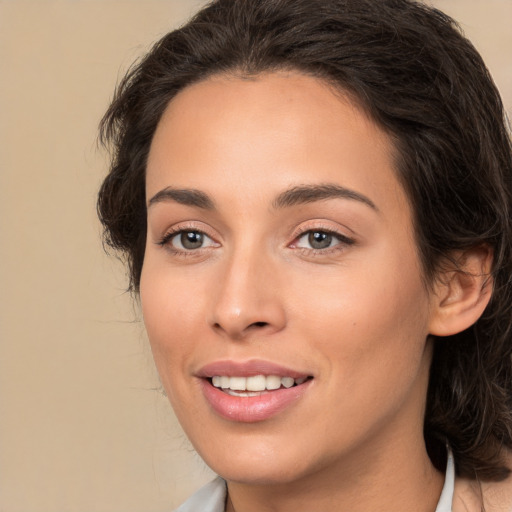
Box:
[146,71,408,218]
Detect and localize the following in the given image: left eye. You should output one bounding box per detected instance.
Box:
[170,230,216,250]
[295,230,347,250]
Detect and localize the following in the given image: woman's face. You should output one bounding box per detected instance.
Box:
[141,72,437,484]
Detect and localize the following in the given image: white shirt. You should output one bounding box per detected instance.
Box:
[174,452,456,512]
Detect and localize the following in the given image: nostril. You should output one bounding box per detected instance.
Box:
[250,321,269,329]
[212,318,278,339]
[211,321,268,333]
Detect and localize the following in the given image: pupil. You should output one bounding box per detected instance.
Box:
[309,231,332,249]
[181,231,203,249]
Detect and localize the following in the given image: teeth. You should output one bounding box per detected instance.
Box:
[229,376,246,390]
[246,375,266,391]
[266,375,281,390]
[211,375,308,392]
[226,390,263,397]
[281,377,294,388]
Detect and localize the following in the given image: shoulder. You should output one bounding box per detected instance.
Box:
[453,451,512,512]
[173,477,227,512]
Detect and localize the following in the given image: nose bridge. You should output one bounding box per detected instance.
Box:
[209,240,285,339]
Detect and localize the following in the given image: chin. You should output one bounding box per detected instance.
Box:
[210,459,310,486]
[191,429,324,486]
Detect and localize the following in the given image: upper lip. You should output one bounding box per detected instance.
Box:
[197,359,312,379]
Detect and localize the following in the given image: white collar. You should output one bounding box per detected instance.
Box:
[435,450,455,512]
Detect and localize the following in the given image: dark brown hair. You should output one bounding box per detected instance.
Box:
[98,0,512,481]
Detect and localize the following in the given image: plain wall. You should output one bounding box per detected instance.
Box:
[1,1,511,511]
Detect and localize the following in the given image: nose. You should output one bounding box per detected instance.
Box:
[208,248,287,340]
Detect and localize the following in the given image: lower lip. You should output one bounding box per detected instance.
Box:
[200,379,312,423]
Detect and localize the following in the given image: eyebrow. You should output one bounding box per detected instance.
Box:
[148,187,215,209]
[272,183,377,211]
[147,183,377,212]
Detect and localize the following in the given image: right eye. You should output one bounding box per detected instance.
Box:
[166,230,217,251]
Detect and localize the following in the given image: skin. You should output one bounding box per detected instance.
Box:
[141,71,447,511]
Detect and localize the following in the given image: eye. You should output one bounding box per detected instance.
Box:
[294,230,353,250]
[163,230,217,251]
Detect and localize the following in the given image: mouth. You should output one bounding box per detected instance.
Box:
[209,375,312,397]
[197,361,314,422]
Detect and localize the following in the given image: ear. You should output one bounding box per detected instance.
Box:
[428,245,493,337]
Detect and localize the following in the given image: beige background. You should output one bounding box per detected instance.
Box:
[1,1,511,511]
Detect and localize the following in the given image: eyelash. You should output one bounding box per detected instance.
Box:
[291,227,355,255]
[156,225,355,256]
[156,224,218,257]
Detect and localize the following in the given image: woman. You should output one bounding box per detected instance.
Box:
[97,0,512,510]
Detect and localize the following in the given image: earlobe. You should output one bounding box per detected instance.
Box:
[428,246,493,337]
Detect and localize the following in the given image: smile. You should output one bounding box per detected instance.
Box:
[197,360,314,421]
[211,375,309,396]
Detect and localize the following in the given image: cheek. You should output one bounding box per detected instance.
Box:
[139,262,207,389]
[140,279,210,430]
[287,244,431,392]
